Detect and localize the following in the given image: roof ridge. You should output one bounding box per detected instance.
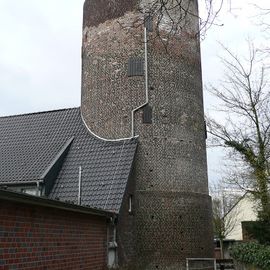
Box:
[0,107,79,119]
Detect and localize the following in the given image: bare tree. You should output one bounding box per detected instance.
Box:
[254,4,270,31]
[117,0,226,51]
[138,0,225,38]
[206,43,270,222]
[211,182,239,259]
[246,4,270,61]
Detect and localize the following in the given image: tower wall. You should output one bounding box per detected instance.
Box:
[82,1,213,269]
[81,2,146,139]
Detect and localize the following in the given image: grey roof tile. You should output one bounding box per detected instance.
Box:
[0,108,137,212]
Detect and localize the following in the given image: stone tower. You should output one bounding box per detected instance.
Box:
[81,0,213,269]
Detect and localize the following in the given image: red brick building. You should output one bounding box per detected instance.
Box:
[0,189,114,270]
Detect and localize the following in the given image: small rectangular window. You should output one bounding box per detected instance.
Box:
[128,58,144,76]
[144,15,153,32]
[128,195,133,214]
[143,105,153,124]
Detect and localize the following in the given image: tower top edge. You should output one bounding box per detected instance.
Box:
[83,0,138,28]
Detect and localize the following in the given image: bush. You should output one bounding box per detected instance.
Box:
[230,242,270,270]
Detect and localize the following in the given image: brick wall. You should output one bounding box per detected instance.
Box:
[117,175,136,268]
[0,199,108,270]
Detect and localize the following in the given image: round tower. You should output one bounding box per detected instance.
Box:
[81,0,213,269]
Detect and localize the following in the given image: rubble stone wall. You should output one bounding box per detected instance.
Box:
[82,1,214,269]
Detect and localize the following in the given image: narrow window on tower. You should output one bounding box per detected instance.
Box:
[128,58,144,76]
[143,105,153,124]
[144,15,153,32]
[128,195,133,214]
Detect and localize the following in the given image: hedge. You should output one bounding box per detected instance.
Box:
[242,221,270,245]
[230,242,270,270]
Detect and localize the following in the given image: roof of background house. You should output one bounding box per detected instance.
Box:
[0,108,137,213]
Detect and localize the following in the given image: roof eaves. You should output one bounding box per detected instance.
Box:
[0,189,116,217]
[0,180,43,186]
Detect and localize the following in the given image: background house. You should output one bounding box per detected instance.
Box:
[225,193,257,241]
[214,193,258,261]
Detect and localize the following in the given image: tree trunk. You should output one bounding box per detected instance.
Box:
[220,239,224,259]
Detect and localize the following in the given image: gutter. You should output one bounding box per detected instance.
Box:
[131,26,149,137]
[0,189,115,218]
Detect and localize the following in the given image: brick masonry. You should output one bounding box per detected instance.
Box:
[0,199,108,270]
[81,0,214,269]
[117,174,137,268]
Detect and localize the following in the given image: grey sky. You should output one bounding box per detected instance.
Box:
[0,0,84,115]
[0,0,268,185]
[201,0,269,185]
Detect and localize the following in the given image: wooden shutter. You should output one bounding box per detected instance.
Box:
[128,58,144,76]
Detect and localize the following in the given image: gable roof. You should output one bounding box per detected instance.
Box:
[0,108,137,212]
[223,192,255,219]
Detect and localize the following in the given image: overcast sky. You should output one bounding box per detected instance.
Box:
[0,0,268,185]
[201,0,269,185]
